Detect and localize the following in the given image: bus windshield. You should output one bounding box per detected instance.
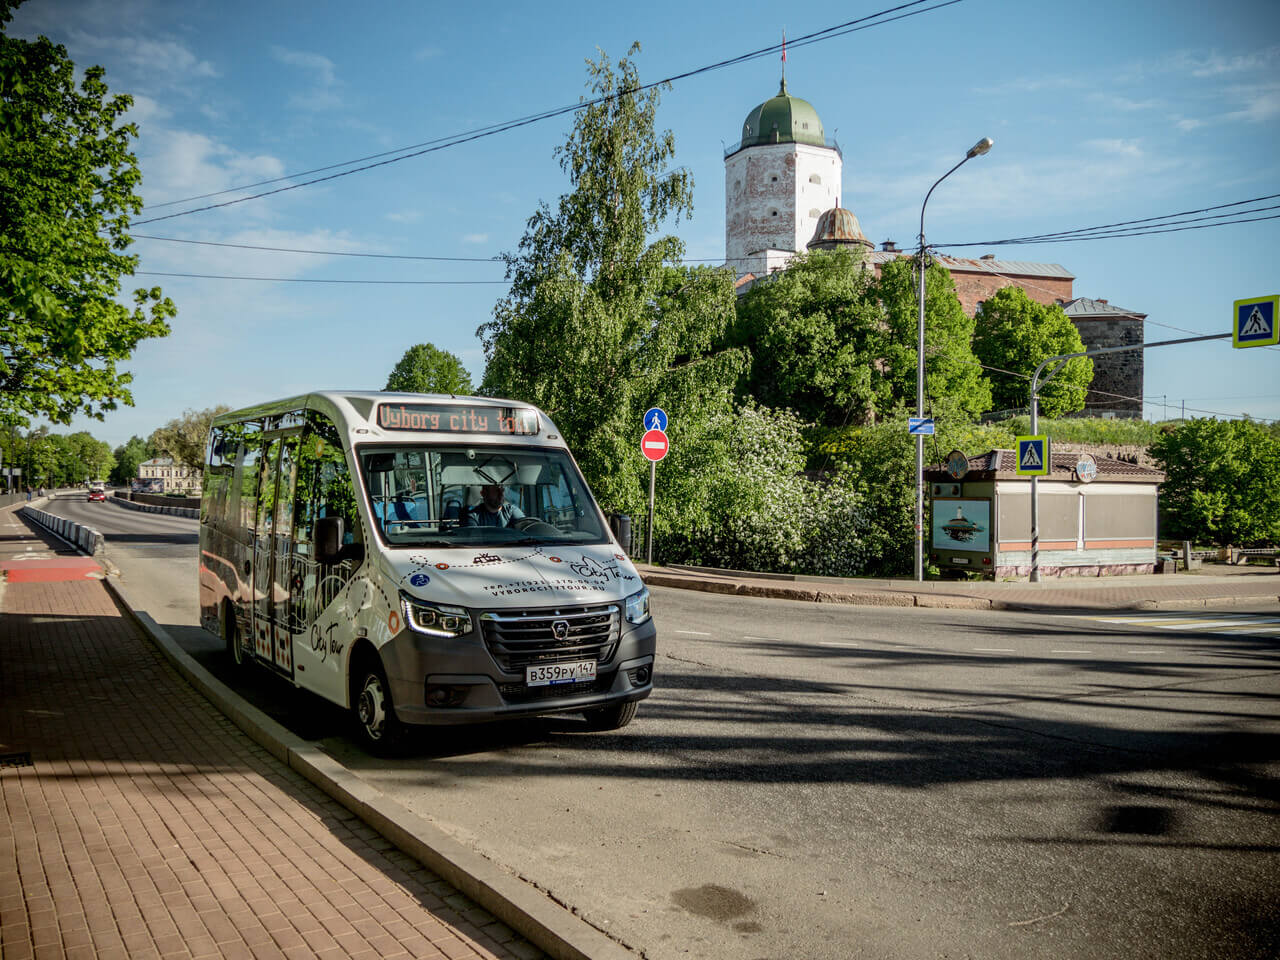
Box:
[358,445,609,548]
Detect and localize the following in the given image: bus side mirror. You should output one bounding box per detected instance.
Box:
[316,516,344,564]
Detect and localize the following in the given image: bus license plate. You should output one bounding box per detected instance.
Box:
[526,660,597,687]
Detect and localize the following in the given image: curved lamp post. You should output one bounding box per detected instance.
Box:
[914,136,993,582]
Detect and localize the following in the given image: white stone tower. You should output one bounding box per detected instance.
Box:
[725,77,842,278]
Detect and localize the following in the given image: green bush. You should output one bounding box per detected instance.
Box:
[994,415,1164,446]
[654,406,872,576]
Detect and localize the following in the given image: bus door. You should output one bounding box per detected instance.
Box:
[252,431,301,675]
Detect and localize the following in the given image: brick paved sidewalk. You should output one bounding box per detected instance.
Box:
[0,508,545,960]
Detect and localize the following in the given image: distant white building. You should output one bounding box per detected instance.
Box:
[137,457,201,494]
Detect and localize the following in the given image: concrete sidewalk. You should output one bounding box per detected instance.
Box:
[0,504,548,960]
[637,560,1280,612]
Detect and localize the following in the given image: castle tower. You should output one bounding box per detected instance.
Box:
[725,77,842,278]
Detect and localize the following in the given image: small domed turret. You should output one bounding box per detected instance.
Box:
[808,206,873,253]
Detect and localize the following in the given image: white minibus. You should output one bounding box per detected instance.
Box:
[198,391,655,752]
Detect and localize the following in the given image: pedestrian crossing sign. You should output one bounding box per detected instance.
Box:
[1233,295,1279,348]
[1016,435,1050,476]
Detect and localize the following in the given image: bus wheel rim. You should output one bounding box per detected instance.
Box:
[358,675,386,739]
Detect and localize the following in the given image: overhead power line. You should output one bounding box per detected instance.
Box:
[938,193,1280,248]
[134,0,963,224]
[135,271,505,285]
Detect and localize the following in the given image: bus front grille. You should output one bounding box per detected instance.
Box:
[479,603,620,671]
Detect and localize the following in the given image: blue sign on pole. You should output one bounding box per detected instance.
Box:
[907,417,935,436]
[642,407,668,432]
[1233,295,1279,348]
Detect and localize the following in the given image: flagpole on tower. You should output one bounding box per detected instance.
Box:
[781,29,786,85]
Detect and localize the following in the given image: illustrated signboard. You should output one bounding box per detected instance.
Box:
[931,499,991,553]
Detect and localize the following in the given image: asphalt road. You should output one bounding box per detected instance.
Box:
[50,494,1280,959]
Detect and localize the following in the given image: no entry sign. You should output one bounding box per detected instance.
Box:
[641,428,669,462]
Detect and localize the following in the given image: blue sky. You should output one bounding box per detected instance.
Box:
[11,0,1280,447]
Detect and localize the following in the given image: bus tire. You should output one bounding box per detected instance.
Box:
[352,657,404,754]
[583,699,638,731]
[224,606,247,669]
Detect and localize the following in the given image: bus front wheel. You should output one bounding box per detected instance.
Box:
[583,699,638,731]
[353,659,404,754]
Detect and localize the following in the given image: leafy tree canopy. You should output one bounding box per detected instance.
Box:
[0,0,175,424]
[873,257,993,423]
[149,406,230,473]
[972,286,1092,418]
[385,343,473,395]
[109,434,155,486]
[1149,418,1280,546]
[479,45,745,515]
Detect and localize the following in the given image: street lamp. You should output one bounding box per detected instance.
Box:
[914,136,993,582]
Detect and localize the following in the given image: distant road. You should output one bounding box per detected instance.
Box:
[43,492,1280,960]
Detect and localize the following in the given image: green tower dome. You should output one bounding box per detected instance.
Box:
[738,78,826,149]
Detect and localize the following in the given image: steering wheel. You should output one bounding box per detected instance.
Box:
[511,516,559,535]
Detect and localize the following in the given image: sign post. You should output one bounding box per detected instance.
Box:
[641,421,669,565]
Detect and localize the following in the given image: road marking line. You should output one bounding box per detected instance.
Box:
[1051,649,1092,654]
[973,647,1016,653]
[1125,649,1166,654]
[817,641,860,647]
[676,630,711,636]
[743,635,784,642]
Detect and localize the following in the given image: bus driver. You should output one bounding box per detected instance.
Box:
[465,483,526,528]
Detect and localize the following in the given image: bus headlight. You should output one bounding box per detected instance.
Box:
[624,586,651,625]
[402,595,473,638]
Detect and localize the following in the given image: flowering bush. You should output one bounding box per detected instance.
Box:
[654,406,871,576]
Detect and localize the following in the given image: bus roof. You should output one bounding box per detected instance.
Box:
[211,391,567,447]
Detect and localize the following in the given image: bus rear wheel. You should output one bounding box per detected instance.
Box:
[225,609,247,668]
[353,659,404,754]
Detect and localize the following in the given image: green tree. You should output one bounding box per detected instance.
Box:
[479,45,745,515]
[729,252,991,429]
[109,434,153,486]
[63,430,113,482]
[972,286,1092,418]
[149,406,230,474]
[874,257,993,422]
[1149,418,1280,546]
[385,343,473,395]
[0,1,176,424]
[730,248,881,426]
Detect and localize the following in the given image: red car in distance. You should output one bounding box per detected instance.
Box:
[87,488,106,502]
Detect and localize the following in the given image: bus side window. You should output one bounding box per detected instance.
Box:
[227,420,262,543]
[296,414,359,554]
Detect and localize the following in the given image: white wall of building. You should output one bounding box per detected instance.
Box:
[725,141,842,275]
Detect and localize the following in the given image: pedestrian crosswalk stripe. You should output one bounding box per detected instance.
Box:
[1092,613,1280,636]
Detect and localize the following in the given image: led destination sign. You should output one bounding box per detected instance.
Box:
[377,403,540,435]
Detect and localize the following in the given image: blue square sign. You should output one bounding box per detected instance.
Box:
[1234,295,1279,348]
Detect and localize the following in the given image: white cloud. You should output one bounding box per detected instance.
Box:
[1224,82,1280,123]
[415,45,444,61]
[1085,138,1143,159]
[70,31,218,80]
[386,210,422,223]
[124,93,167,126]
[137,130,285,205]
[272,46,343,111]
[462,233,490,244]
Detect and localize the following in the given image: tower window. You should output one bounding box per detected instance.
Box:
[770,175,778,182]
[769,209,779,217]
[809,174,822,185]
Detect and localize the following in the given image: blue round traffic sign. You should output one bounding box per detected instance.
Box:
[642,407,668,432]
